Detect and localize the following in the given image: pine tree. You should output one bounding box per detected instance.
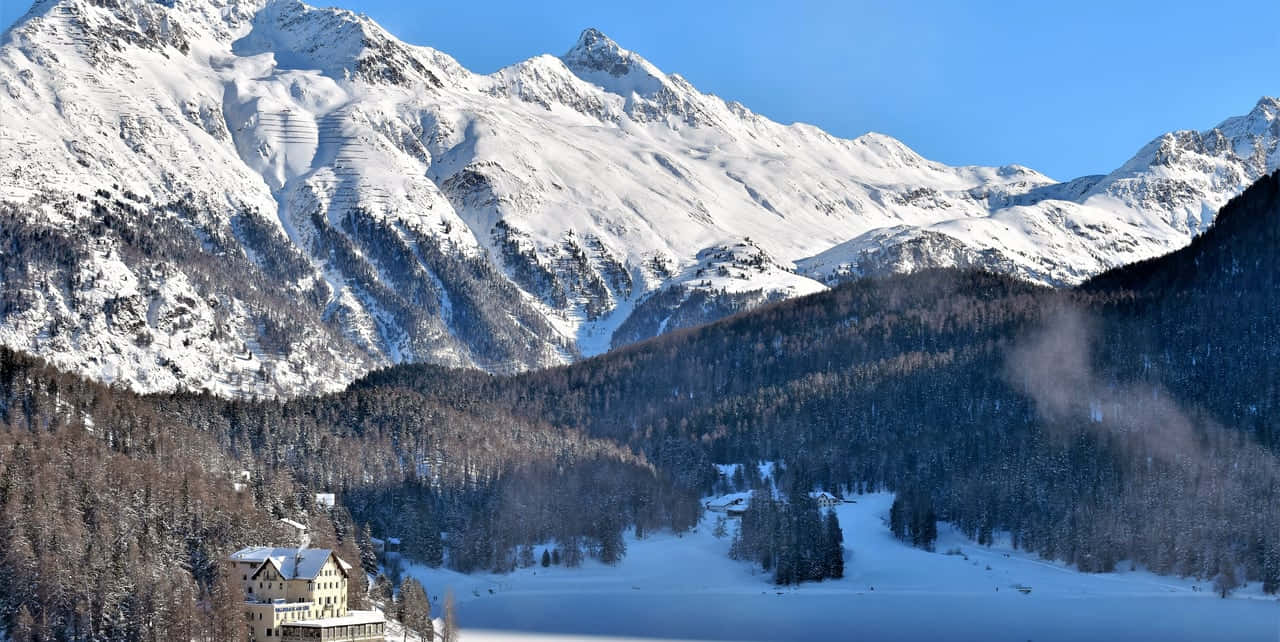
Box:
[921,508,938,552]
[358,523,379,577]
[889,496,906,541]
[561,539,584,568]
[1214,563,1240,598]
[824,510,844,579]
[540,549,551,568]
[397,578,434,640]
[598,522,626,565]
[371,573,393,605]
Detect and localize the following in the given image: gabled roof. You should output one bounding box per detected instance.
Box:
[231,547,350,581]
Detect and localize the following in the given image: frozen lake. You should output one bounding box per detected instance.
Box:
[459,593,1278,642]
[403,492,1280,642]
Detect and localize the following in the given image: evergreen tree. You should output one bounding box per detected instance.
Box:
[518,544,536,568]
[561,539,584,568]
[598,521,626,565]
[337,536,370,609]
[371,574,393,605]
[540,549,551,568]
[1214,563,1240,598]
[357,523,379,577]
[823,510,844,579]
[889,496,906,541]
[713,515,728,539]
[397,578,434,640]
[1263,543,1280,595]
[921,508,938,552]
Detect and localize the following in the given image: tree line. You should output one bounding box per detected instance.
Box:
[729,489,844,585]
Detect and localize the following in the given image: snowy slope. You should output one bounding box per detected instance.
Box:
[799,99,1280,285]
[401,493,1277,642]
[1,0,1278,396]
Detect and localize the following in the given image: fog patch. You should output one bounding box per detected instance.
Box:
[1005,306,1201,463]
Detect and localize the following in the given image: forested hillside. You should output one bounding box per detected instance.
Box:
[0,347,697,640]
[364,171,1280,587]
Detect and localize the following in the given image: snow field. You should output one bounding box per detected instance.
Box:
[399,492,1280,641]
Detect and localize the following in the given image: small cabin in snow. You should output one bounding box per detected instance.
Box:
[809,491,841,509]
[706,496,750,517]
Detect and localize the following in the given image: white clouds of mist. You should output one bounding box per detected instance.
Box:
[1005,305,1202,463]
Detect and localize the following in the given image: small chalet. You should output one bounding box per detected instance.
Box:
[809,491,842,509]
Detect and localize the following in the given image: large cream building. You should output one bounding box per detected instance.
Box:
[230,547,386,642]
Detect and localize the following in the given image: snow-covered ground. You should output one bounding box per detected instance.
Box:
[401,492,1280,641]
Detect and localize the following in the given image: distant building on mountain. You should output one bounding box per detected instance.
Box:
[229,546,385,642]
[809,491,842,509]
[706,495,750,517]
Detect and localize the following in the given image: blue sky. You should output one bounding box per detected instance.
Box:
[4,0,1278,179]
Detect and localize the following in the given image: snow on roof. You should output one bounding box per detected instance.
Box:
[315,493,335,507]
[705,492,753,510]
[810,491,839,500]
[231,546,281,562]
[231,547,347,581]
[279,518,308,531]
[285,610,385,628]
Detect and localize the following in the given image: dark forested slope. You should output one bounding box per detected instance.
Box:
[0,345,696,641]
[365,171,1280,585]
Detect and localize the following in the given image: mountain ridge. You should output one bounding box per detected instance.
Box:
[1,0,1279,397]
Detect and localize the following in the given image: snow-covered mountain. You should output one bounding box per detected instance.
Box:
[1,0,1277,397]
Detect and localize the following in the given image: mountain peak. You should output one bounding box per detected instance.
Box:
[573,27,615,52]
[1246,95,1280,122]
[562,27,654,81]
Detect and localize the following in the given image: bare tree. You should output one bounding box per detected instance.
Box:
[442,590,459,642]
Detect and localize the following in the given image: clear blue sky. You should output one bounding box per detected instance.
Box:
[4,0,1279,179]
